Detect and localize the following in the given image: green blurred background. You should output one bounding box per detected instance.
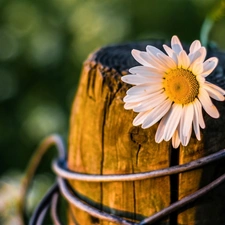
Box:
[0,0,225,223]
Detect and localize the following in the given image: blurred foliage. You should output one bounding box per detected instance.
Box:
[1,0,225,177]
[0,171,53,225]
[1,0,225,223]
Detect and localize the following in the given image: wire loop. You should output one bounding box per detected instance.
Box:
[25,135,225,225]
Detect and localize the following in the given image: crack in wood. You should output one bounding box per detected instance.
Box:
[169,147,179,225]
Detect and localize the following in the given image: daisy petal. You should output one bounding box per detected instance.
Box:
[157,53,177,69]
[182,104,194,136]
[141,99,172,128]
[196,75,205,83]
[198,88,220,118]
[194,47,206,63]
[124,90,163,103]
[171,35,183,54]
[155,117,167,143]
[129,66,164,76]
[193,100,201,140]
[189,40,201,53]
[194,98,205,129]
[172,129,181,149]
[205,82,225,95]
[139,52,167,71]
[121,75,162,85]
[178,121,184,146]
[146,45,165,56]
[194,47,206,64]
[163,44,174,57]
[164,104,183,141]
[133,92,167,112]
[183,127,192,146]
[178,50,190,69]
[189,47,206,65]
[146,45,176,69]
[133,110,151,126]
[201,57,218,77]
[124,102,140,110]
[126,83,162,95]
[163,44,178,64]
[204,84,225,101]
[178,108,192,146]
[179,108,185,138]
[131,49,152,67]
[192,62,203,75]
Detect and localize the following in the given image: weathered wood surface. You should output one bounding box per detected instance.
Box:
[67,41,225,225]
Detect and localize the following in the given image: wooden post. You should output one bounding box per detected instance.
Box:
[67,41,225,225]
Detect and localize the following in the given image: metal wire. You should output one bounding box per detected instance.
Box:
[27,135,225,225]
[29,183,59,225]
[139,172,225,225]
[58,177,135,225]
[19,134,66,225]
[52,149,225,182]
[51,193,62,225]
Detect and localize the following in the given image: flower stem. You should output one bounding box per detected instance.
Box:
[200,0,225,47]
[200,17,214,47]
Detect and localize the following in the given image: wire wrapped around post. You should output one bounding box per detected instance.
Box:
[23,134,225,225]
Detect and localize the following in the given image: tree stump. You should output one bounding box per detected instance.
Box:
[67,41,225,225]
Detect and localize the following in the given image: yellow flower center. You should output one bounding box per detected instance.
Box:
[164,68,199,104]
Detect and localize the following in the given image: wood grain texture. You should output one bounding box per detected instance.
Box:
[67,41,225,225]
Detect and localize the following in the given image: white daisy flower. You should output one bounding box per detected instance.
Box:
[122,35,225,148]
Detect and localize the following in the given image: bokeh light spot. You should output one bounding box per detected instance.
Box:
[0,28,19,60]
[3,2,40,36]
[22,104,67,142]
